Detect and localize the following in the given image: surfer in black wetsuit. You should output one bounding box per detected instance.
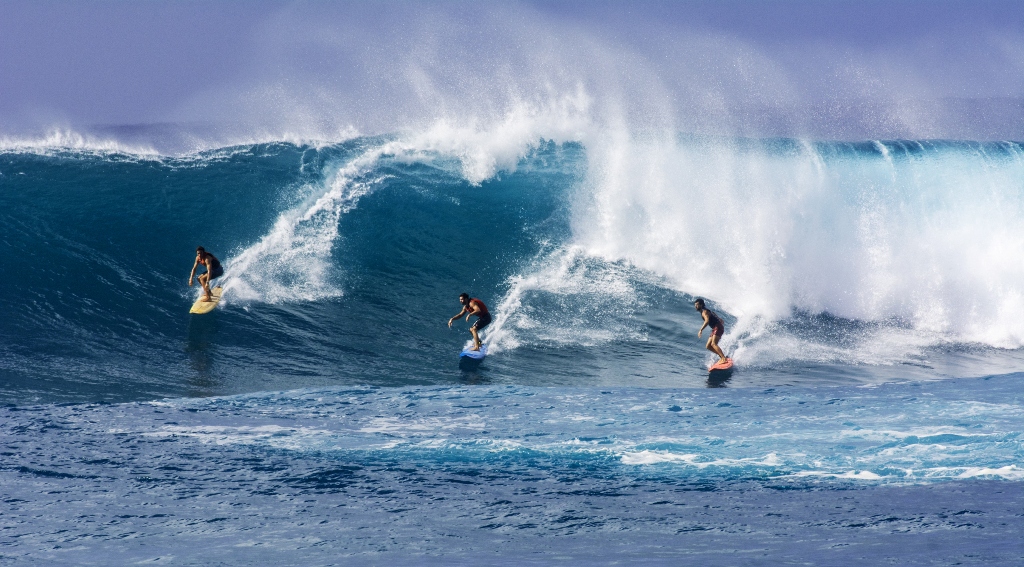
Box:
[695,298,728,364]
[448,293,491,351]
[189,246,224,302]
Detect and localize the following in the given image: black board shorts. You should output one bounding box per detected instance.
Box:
[206,265,224,280]
[471,313,492,331]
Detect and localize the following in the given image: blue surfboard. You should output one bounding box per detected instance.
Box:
[459,344,488,360]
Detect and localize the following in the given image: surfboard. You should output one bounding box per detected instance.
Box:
[708,358,734,372]
[189,286,223,314]
[460,344,488,360]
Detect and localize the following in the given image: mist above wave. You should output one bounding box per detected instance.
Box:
[9,1,1024,149]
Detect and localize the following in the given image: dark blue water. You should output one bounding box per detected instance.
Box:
[1,137,1022,564]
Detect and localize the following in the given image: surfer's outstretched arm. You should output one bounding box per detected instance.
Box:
[188,258,200,287]
[697,312,709,338]
[448,307,468,328]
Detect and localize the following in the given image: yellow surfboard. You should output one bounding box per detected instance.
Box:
[189,286,223,314]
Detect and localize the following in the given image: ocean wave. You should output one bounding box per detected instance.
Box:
[4,127,1024,404]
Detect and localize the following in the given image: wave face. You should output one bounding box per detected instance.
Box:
[2,134,1024,404]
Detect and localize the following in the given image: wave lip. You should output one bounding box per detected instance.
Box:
[0,128,161,157]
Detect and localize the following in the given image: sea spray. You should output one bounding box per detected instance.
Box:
[573,137,1024,355]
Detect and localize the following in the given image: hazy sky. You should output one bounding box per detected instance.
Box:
[2,1,1023,139]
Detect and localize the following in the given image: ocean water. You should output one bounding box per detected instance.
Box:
[2,133,1023,565]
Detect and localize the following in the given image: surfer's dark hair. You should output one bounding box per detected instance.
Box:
[694,298,705,308]
[459,293,470,301]
[196,246,206,254]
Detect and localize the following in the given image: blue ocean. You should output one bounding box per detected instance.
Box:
[2,131,1023,565]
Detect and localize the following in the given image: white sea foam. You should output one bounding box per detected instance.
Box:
[399,92,592,185]
[956,465,1024,480]
[621,450,783,468]
[357,415,487,435]
[132,424,334,451]
[217,151,373,304]
[571,136,1024,361]
[791,470,884,480]
[0,128,160,157]
[485,245,648,352]
[620,451,701,465]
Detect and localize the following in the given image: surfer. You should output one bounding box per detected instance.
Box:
[448,293,491,351]
[695,298,728,364]
[189,246,223,302]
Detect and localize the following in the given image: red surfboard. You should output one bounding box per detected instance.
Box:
[708,358,734,372]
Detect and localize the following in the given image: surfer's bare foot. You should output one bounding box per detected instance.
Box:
[471,345,481,351]
[201,296,212,302]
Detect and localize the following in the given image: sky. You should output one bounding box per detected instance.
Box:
[2,0,1023,141]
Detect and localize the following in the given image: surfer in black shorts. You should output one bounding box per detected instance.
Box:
[448,293,491,351]
[189,246,224,302]
[695,298,728,364]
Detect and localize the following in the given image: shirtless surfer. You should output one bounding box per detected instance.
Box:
[448,293,491,351]
[695,298,728,364]
[188,246,224,302]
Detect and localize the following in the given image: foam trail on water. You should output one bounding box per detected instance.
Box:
[220,143,399,304]
[486,245,648,352]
